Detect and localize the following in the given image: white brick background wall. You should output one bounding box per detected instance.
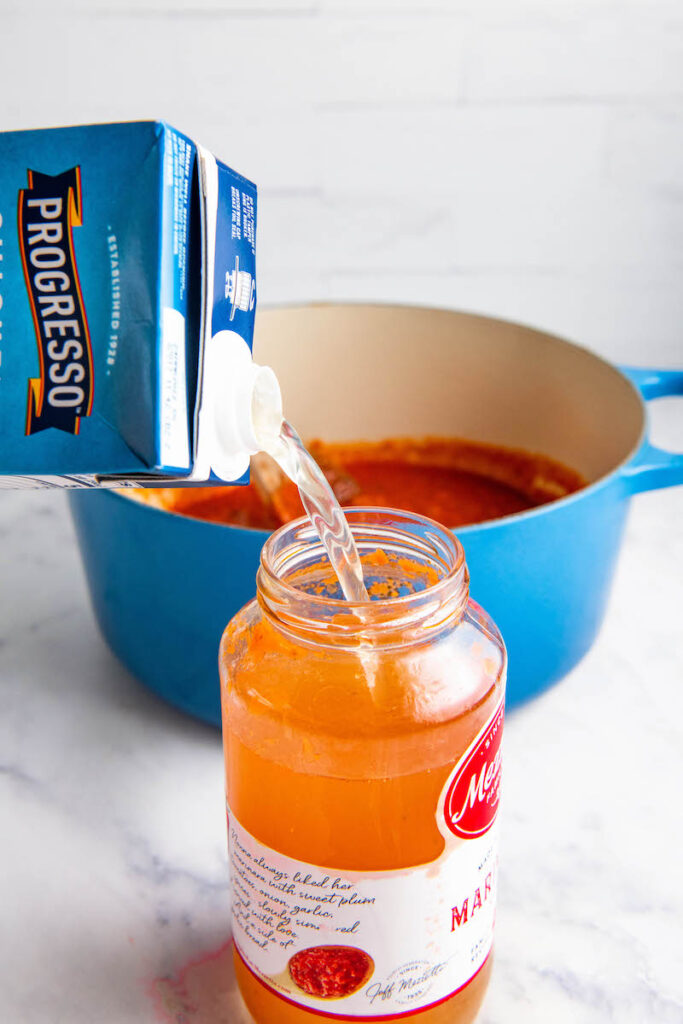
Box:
[2,0,683,378]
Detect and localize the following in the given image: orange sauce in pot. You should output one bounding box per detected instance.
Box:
[132,437,585,529]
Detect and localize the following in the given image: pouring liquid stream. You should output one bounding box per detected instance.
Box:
[264,420,370,603]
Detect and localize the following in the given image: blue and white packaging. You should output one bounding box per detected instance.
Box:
[0,120,257,486]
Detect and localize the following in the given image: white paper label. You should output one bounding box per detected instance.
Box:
[228,812,497,1018]
[160,306,190,470]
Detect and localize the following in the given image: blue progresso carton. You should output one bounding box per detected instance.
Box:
[0,120,257,486]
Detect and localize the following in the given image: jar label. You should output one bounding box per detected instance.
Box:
[436,696,504,841]
[228,698,504,1019]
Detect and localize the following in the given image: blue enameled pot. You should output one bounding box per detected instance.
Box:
[69,305,683,725]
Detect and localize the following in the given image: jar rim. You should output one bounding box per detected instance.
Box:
[257,507,469,646]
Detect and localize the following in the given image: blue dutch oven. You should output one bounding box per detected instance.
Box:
[69,305,683,725]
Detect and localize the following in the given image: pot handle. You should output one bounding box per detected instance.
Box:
[618,365,683,494]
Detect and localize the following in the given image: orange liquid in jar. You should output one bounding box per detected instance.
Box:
[220,537,505,1024]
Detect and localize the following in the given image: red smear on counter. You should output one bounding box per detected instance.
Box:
[149,941,240,1024]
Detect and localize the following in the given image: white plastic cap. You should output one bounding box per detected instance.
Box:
[198,330,284,481]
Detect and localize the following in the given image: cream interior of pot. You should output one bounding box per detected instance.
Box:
[253,304,644,485]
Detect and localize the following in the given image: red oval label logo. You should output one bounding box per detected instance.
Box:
[439,698,504,839]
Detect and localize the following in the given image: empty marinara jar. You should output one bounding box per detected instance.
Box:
[219,508,506,1024]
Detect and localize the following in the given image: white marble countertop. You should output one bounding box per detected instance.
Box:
[1,482,682,1024]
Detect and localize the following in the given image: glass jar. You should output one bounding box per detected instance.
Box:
[219,509,506,1024]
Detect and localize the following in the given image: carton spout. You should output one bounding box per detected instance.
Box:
[202,330,283,482]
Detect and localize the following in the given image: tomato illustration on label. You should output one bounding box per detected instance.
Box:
[288,945,374,999]
[439,698,504,839]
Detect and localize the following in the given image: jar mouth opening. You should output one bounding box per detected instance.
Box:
[258,507,468,622]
